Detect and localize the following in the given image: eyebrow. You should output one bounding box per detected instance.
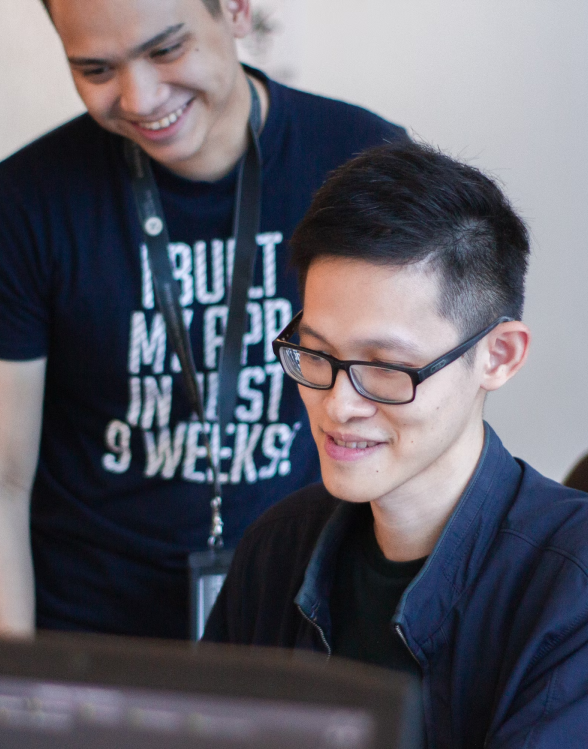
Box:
[68,24,186,66]
[298,321,425,359]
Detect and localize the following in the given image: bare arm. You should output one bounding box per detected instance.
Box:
[0,358,46,637]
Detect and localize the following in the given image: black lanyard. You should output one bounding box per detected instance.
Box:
[125,79,262,549]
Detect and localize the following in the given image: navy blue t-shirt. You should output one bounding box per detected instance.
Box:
[0,69,406,638]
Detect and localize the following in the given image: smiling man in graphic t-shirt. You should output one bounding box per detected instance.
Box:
[0,0,406,638]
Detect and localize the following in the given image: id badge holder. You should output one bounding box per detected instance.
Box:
[189,549,234,641]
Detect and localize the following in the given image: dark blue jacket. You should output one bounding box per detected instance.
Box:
[204,425,588,747]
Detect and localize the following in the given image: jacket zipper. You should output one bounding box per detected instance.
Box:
[297,604,332,657]
[395,624,420,667]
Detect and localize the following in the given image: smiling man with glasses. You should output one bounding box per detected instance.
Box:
[204,141,588,748]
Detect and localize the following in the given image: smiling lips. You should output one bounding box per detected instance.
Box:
[131,99,192,133]
[333,438,379,449]
[324,433,383,462]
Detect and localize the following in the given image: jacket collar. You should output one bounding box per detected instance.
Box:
[294,423,522,651]
[294,498,355,643]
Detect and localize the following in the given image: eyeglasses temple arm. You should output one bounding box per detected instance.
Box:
[417,316,513,382]
[274,310,304,344]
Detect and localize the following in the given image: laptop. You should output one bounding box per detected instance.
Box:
[0,632,424,748]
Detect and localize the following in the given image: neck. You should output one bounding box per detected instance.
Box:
[370,419,486,562]
[167,69,268,182]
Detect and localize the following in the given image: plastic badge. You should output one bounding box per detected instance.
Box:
[189,549,235,640]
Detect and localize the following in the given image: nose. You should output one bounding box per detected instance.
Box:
[324,370,377,424]
[118,62,169,117]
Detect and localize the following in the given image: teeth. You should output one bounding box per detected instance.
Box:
[333,439,377,449]
[140,103,188,131]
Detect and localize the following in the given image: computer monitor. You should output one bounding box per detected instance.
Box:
[0,633,424,749]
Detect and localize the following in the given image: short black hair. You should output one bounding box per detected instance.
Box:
[290,141,530,341]
[41,0,222,18]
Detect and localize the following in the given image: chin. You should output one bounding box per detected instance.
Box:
[321,471,376,505]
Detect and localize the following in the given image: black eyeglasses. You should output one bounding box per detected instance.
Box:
[272,311,513,405]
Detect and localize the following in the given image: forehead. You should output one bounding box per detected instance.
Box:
[303,257,442,314]
[49,0,209,50]
[302,257,458,351]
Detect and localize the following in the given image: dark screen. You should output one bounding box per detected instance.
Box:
[0,675,375,749]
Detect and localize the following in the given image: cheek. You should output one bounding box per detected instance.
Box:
[186,34,238,85]
[414,372,480,440]
[171,54,207,84]
[384,370,477,439]
[72,80,113,119]
[298,387,324,431]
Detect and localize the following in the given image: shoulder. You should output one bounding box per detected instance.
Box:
[504,460,588,575]
[230,482,339,584]
[484,462,588,734]
[241,482,340,547]
[204,484,339,644]
[264,75,408,154]
[278,81,405,134]
[0,114,119,193]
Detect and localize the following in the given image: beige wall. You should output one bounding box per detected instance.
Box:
[0,0,84,156]
[1,0,587,479]
[296,0,588,481]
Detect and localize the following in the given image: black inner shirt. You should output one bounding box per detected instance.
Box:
[330,504,426,674]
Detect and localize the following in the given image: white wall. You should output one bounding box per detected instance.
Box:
[293,0,588,481]
[1,0,587,479]
[0,0,84,155]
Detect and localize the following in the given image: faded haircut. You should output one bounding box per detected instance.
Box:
[290,141,530,343]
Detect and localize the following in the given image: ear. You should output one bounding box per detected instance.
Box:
[479,321,530,392]
[221,0,253,39]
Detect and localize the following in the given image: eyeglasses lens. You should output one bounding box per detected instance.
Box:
[350,365,414,403]
[280,347,415,403]
[279,348,332,387]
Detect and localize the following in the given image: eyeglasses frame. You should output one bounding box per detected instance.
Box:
[272,311,514,405]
